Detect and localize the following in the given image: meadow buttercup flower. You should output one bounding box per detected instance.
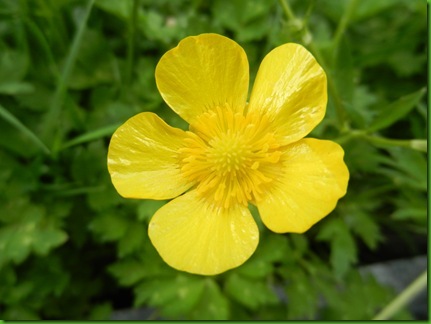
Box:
[108,33,349,275]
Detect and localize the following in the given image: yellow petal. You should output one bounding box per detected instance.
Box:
[248,43,327,145]
[108,112,192,199]
[258,138,349,233]
[148,191,259,275]
[155,33,249,124]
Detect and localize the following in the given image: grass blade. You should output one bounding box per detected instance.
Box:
[0,104,50,155]
[42,0,96,145]
[367,88,426,133]
[61,124,121,150]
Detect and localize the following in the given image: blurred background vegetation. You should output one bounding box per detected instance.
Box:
[0,0,427,320]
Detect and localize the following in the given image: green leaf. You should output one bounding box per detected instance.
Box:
[378,147,426,191]
[320,271,394,320]
[347,211,382,250]
[88,302,112,320]
[317,218,357,278]
[237,234,290,279]
[225,273,278,310]
[117,222,147,257]
[284,267,319,319]
[392,207,426,222]
[137,200,167,222]
[109,260,151,286]
[367,88,426,132]
[0,205,68,267]
[0,82,34,95]
[189,279,230,320]
[88,213,129,242]
[134,274,205,317]
[95,0,132,19]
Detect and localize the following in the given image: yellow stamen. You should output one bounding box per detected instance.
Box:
[179,106,282,208]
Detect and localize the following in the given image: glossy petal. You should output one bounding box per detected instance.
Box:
[155,33,249,124]
[258,138,349,233]
[248,43,327,145]
[148,191,259,275]
[108,112,192,199]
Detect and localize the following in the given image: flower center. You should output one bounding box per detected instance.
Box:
[179,106,282,208]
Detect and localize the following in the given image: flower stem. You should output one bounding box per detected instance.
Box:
[372,270,427,320]
[278,0,296,21]
[332,0,359,50]
[363,135,427,152]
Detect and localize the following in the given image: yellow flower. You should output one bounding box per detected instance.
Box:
[108,34,349,275]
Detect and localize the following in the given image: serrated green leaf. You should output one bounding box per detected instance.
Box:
[284,268,319,320]
[237,234,289,279]
[317,219,357,278]
[134,274,205,317]
[32,227,68,255]
[225,273,279,310]
[392,207,426,221]
[0,206,68,267]
[161,279,206,317]
[236,256,274,279]
[347,211,382,250]
[367,88,426,132]
[189,279,230,320]
[320,271,394,320]
[378,147,426,191]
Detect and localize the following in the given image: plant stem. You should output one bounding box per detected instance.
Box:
[372,270,427,320]
[363,135,427,152]
[332,0,359,50]
[278,0,295,21]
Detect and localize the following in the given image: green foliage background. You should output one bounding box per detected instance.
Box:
[0,0,426,320]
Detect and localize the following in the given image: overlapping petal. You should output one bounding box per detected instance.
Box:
[155,33,249,124]
[148,190,259,275]
[248,43,327,146]
[258,139,349,233]
[108,112,192,200]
